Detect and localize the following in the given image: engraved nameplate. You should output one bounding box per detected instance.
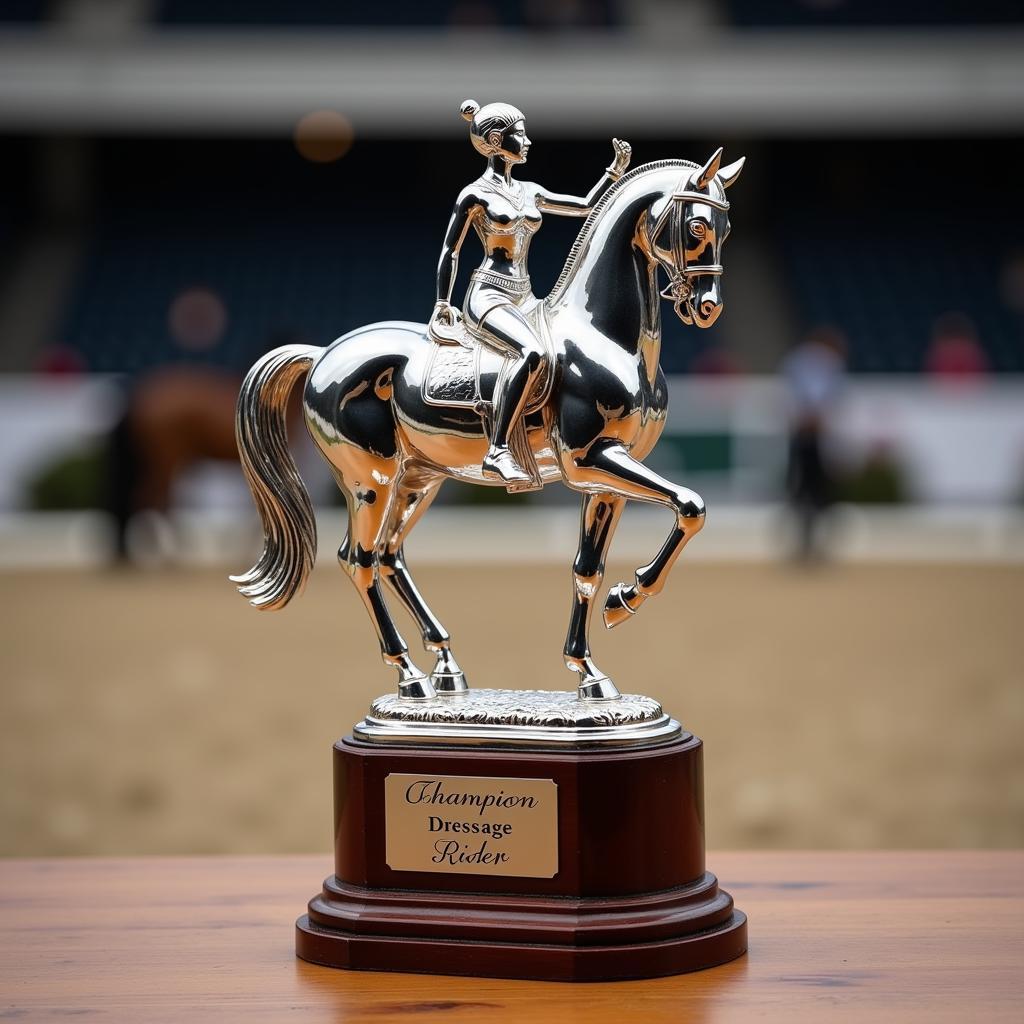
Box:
[384,773,558,878]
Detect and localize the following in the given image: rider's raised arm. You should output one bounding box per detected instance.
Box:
[436,186,479,306]
[533,183,600,218]
[534,137,632,218]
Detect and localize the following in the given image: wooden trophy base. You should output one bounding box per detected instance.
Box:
[295,730,747,982]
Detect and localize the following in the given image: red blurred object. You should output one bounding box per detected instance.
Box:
[925,312,989,379]
[35,345,87,376]
[689,346,742,375]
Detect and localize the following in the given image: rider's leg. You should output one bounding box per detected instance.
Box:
[477,303,545,484]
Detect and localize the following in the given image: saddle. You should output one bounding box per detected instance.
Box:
[423,302,553,492]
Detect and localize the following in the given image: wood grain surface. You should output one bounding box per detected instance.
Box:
[1,852,1021,1022]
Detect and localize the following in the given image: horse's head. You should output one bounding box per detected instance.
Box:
[648,148,744,328]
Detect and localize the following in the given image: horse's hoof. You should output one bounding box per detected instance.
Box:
[431,671,469,694]
[397,676,436,700]
[603,583,640,629]
[430,649,468,694]
[578,676,621,701]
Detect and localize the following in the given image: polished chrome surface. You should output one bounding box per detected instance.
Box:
[432,99,633,487]
[648,146,744,327]
[230,344,318,611]
[233,100,743,710]
[354,688,683,750]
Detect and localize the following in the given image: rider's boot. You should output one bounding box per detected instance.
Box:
[482,445,531,485]
[481,352,539,486]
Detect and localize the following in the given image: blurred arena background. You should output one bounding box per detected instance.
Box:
[0,0,1022,857]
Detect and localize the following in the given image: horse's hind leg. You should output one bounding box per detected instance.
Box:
[564,492,625,700]
[335,467,435,700]
[379,472,467,694]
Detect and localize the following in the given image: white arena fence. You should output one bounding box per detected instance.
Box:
[0,375,1022,568]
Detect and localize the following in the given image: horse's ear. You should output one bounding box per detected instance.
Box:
[695,147,723,189]
[718,156,745,189]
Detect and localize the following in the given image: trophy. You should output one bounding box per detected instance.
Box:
[233,100,747,981]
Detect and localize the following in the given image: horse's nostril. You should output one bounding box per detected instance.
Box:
[701,301,716,317]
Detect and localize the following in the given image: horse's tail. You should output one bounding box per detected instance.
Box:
[231,343,320,610]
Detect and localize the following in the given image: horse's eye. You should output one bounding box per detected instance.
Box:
[689,220,707,238]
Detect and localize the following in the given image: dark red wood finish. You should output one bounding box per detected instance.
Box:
[296,732,747,981]
[334,733,706,896]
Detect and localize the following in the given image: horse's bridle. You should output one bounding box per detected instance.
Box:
[649,186,729,316]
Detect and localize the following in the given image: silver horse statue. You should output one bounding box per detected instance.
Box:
[233,99,743,703]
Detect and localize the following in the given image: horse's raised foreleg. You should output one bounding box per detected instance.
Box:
[379,473,467,694]
[562,440,705,629]
[335,466,435,700]
[564,492,625,700]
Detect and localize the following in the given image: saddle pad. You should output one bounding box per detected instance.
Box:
[423,340,480,408]
[423,338,548,413]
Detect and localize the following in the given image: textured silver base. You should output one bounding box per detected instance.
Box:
[352,688,683,750]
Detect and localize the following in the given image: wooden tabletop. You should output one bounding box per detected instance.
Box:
[1,852,1021,1022]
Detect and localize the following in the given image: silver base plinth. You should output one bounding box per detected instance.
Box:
[352,688,683,750]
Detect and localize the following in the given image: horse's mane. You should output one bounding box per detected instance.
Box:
[547,158,701,302]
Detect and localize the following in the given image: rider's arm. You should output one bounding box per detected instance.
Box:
[535,138,632,218]
[436,187,478,307]
[534,183,603,218]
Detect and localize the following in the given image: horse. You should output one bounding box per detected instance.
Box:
[232,149,744,701]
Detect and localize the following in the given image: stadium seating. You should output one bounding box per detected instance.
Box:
[51,132,1022,378]
[55,196,715,376]
[156,0,619,29]
[57,195,1020,377]
[0,0,47,23]
[785,222,1023,373]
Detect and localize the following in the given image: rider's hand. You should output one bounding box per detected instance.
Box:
[610,138,632,177]
[431,301,456,328]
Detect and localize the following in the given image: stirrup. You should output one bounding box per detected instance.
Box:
[482,446,531,485]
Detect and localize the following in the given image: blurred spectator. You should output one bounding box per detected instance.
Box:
[781,325,847,561]
[924,312,989,380]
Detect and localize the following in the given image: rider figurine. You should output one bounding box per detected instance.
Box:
[430,99,632,486]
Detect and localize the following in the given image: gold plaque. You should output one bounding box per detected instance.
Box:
[384,773,558,878]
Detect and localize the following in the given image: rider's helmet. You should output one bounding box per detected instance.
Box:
[460,99,525,157]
